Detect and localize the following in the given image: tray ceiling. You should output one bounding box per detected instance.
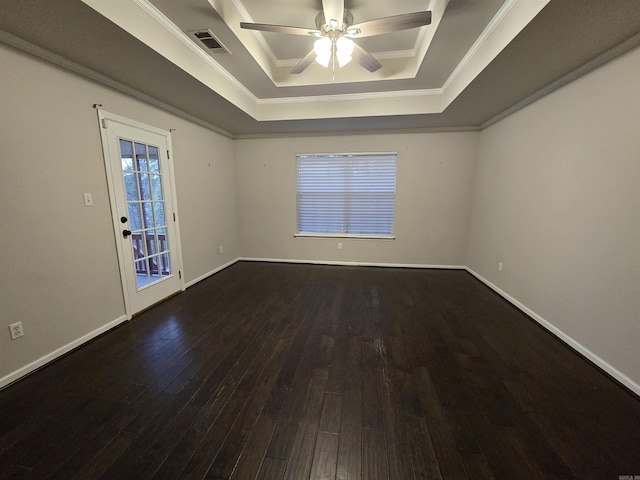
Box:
[1,0,639,136]
[79,0,548,121]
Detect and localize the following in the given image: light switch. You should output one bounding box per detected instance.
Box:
[83,192,94,207]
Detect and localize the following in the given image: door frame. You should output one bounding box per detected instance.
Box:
[97,109,185,319]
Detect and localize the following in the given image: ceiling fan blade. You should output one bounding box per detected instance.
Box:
[348,11,432,38]
[322,0,344,24]
[291,49,317,74]
[352,43,382,72]
[240,22,321,36]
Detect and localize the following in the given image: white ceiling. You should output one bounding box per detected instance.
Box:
[1,0,639,137]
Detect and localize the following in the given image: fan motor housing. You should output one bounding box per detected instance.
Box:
[315,9,354,30]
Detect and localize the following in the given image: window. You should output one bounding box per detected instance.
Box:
[296,152,397,238]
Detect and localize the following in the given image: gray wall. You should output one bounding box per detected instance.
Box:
[235,133,478,266]
[0,44,239,386]
[467,46,640,391]
[2,39,639,394]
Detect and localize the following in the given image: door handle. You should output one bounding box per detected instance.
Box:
[122,229,132,238]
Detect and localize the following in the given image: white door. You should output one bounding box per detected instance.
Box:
[98,110,183,317]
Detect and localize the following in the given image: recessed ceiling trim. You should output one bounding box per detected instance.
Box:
[82,0,260,116]
[266,5,440,76]
[223,0,449,88]
[442,0,517,93]
[133,0,248,93]
[275,48,416,68]
[440,0,550,108]
[372,49,417,61]
[228,0,281,67]
[258,88,443,105]
[81,0,551,123]
[409,0,449,79]
[254,90,447,122]
[210,0,280,82]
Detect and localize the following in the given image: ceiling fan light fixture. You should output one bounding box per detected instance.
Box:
[316,52,331,68]
[336,37,354,67]
[314,37,332,67]
[314,37,331,53]
[240,5,432,75]
[336,51,352,67]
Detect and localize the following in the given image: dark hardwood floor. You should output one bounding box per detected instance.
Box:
[1,262,639,479]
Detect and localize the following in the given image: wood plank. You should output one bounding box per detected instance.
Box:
[71,433,137,480]
[360,341,384,431]
[282,423,317,480]
[361,429,388,480]
[413,367,469,479]
[228,416,277,480]
[319,393,343,435]
[336,331,363,480]
[256,456,286,480]
[309,432,339,480]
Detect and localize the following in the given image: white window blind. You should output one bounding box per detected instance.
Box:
[296,153,397,237]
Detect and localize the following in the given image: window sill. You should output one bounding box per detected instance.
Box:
[294,233,395,240]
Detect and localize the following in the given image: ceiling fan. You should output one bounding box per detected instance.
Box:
[240,0,432,74]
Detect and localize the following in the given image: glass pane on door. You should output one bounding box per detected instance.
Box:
[119,139,172,289]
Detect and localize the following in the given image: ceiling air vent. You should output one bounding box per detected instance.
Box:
[191,30,230,54]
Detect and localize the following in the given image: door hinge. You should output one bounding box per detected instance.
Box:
[167,149,170,159]
[101,118,108,129]
[173,212,176,222]
[179,270,182,279]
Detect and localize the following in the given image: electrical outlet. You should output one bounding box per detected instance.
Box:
[217,245,223,255]
[9,322,24,340]
[498,262,503,272]
[338,242,343,250]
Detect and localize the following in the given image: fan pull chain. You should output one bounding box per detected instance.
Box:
[332,41,336,82]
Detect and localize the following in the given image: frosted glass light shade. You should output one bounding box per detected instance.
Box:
[336,37,354,67]
[313,37,355,68]
[337,37,354,55]
[314,37,332,67]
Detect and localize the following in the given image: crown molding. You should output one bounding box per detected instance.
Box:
[232,125,480,140]
[441,0,517,92]
[480,32,640,130]
[0,30,234,138]
[133,0,258,103]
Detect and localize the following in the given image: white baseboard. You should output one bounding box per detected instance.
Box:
[1,259,239,391]
[466,268,640,397]
[0,315,128,390]
[238,257,466,270]
[184,258,240,288]
[0,258,240,391]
